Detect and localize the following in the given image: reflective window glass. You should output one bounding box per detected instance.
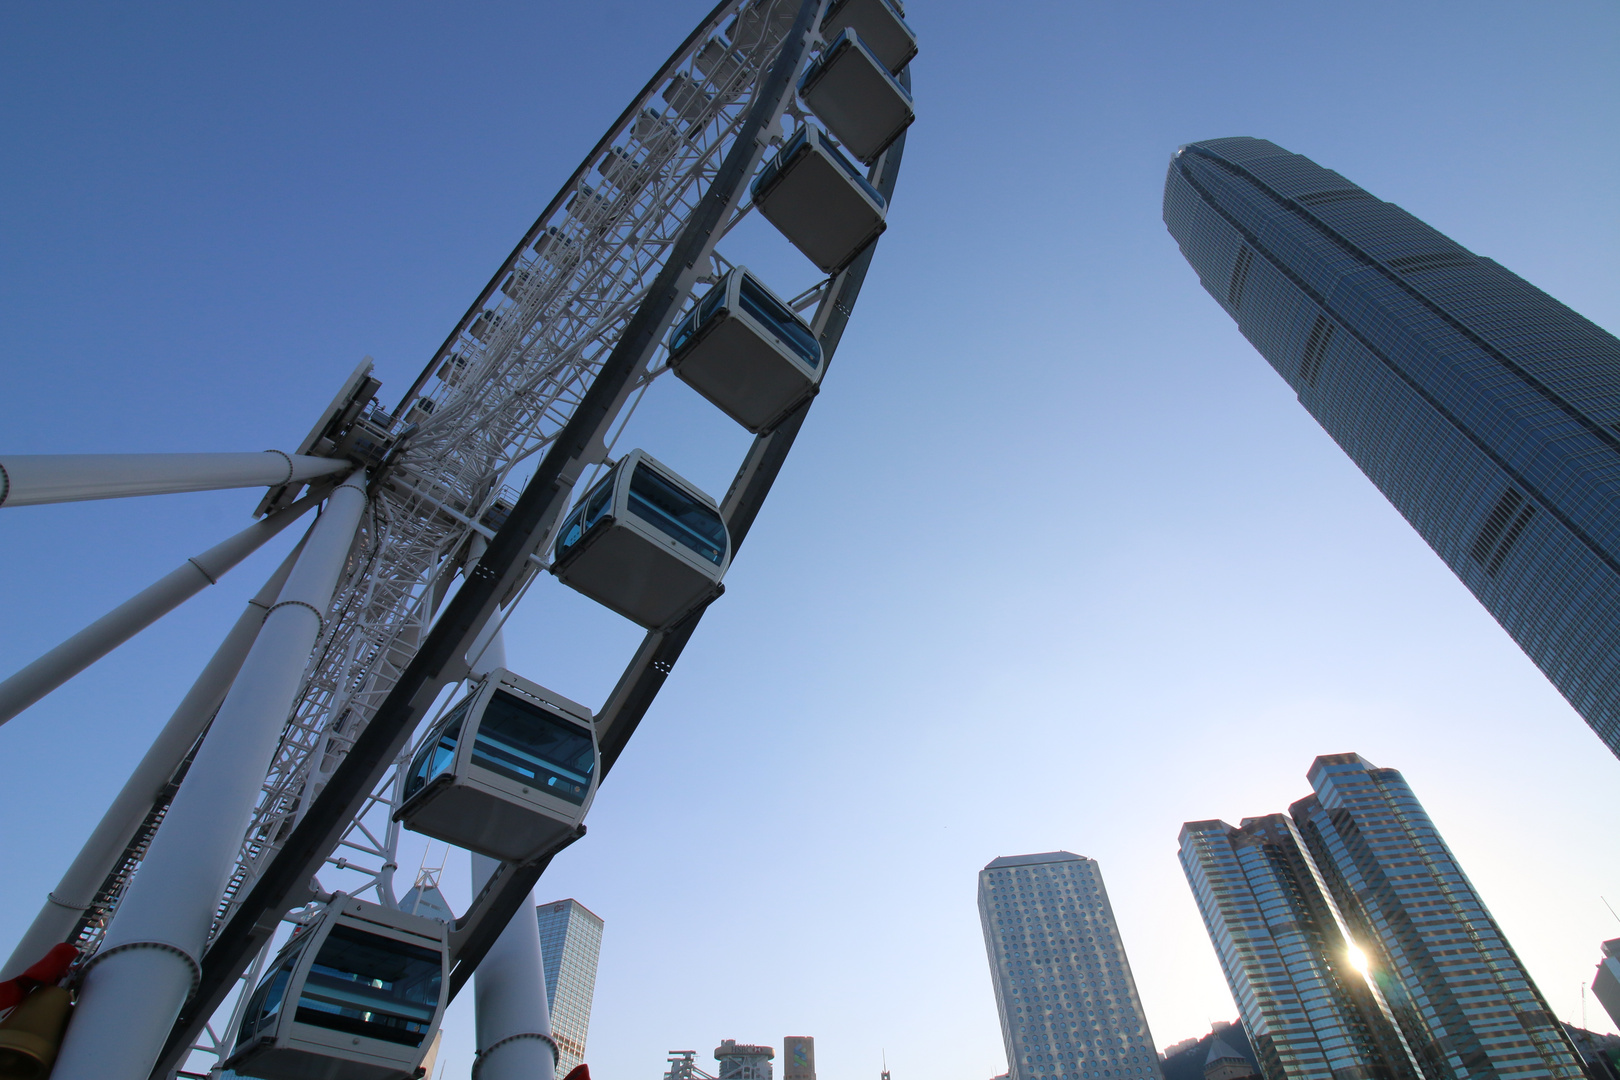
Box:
[583,475,614,529]
[403,698,471,801]
[296,925,442,1047]
[471,690,595,805]
[738,274,820,368]
[556,474,616,557]
[556,503,588,557]
[627,463,726,565]
[236,951,301,1046]
[669,310,700,356]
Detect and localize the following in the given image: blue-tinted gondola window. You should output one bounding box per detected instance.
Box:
[237,951,301,1046]
[296,925,442,1047]
[583,474,614,529]
[471,690,595,805]
[627,464,726,565]
[557,473,617,557]
[670,283,727,356]
[737,275,820,367]
[403,698,471,801]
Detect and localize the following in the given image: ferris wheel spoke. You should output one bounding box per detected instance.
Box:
[0,450,348,508]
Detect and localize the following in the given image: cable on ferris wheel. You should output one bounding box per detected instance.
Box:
[0,0,915,1077]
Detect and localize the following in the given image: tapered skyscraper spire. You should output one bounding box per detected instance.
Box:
[1163,137,1620,758]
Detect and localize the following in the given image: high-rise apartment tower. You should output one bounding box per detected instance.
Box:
[1163,137,1620,760]
[1180,754,1584,1080]
[979,852,1162,1080]
[536,898,604,1075]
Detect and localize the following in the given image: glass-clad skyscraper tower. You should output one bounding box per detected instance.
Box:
[1178,814,1420,1080]
[1163,137,1620,758]
[1180,755,1584,1080]
[536,898,604,1076]
[979,852,1162,1080]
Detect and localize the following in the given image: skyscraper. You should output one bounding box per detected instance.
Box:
[783,1037,815,1080]
[716,1040,775,1080]
[1179,754,1584,1080]
[1162,137,1620,760]
[978,852,1163,1080]
[1178,816,1420,1080]
[536,898,604,1075]
[1293,755,1583,1080]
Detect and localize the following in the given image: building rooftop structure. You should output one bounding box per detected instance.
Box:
[1159,1023,1258,1080]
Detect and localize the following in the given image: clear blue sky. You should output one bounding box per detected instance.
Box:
[3,2,1619,1078]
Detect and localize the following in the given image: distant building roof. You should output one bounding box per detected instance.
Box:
[399,883,453,922]
[1160,1022,1259,1080]
[716,1041,775,1059]
[984,852,1089,869]
[1205,1037,1245,1066]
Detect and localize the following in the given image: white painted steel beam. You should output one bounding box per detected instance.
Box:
[0,537,308,980]
[470,852,557,1080]
[0,487,328,726]
[51,472,370,1080]
[0,451,348,507]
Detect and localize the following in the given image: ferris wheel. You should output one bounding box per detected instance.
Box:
[0,1,915,1077]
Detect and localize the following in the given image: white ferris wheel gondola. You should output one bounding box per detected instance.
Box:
[394,669,598,863]
[819,0,917,74]
[222,895,447,1080]
[797,27,914,163]
[669,265,824,433]
[752,124,888,274]
[551,449,731,629]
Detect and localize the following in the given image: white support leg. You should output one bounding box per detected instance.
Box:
[0,535,308,979]
[0,487,325,726]
[0,451,348,508]
[470,852,558,1080]
[50,472,369,1080]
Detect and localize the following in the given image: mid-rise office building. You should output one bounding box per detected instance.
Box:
[979,852,1163,1080]
[1163,137,1620,760]
[536,898,605,1075]
[1180,754,1584,1080]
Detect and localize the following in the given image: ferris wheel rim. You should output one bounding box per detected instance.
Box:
[394,0,746,418]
